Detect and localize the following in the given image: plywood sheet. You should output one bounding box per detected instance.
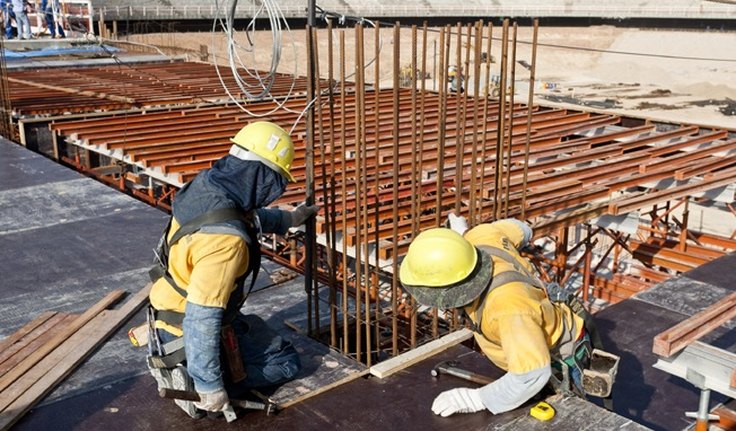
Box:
[682,252,736,290]
[595,298,736,431]
[0,139,79,191]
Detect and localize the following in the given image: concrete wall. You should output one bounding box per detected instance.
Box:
[92,0,736,21]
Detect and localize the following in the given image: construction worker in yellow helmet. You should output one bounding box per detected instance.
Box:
[147,121,319,419]
[400,217,601,417]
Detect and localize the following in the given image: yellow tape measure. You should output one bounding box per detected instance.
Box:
[530,401,555,421]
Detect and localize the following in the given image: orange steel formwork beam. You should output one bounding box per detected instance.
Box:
[7,61,318,116]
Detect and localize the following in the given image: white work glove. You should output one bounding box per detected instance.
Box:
[447,212,469,236]
[194,388,230,413]
[288,202,320,227]
[431,387,486,417]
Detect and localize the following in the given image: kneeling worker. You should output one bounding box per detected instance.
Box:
[147,121,319,418]
[399,218,592,417]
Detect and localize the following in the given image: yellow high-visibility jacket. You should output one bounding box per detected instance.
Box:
[463,220,584,374]
[150,217,249,336]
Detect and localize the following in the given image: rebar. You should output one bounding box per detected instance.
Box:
[409,25,420,346]
[390,22,401,355]
[305,24,316,336]
[494,20,510,221]
[353,23,363,362]
[503,22,519,218]
[311,27,323,336]
[339,30,349,355]
[326,21,339,349]
[469,21,482,225]
[521,19,539,220]
[373,22,383,362]
[477,22,493,224]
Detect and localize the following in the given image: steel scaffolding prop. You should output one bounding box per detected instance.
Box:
[47,21,736,363]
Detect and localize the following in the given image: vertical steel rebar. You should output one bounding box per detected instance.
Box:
[410,25,419,239]
[372,22,382,362]
[312,27,323,336]
[410,21,437,346]
[469,21,482,225]
[434,25,452,339]
[357,23,372,367]
[494,20,510,221]
[305,24,316,336]
[409,25,420,347]
[435,25,448,228]
[521,19,539,220]
[503,22,518,218]
[453,23,464,215]
[326,20,339,349]
[390,22,401,356]
[339,31,349,355]
[353,23,363,363]
[477,22,493,224]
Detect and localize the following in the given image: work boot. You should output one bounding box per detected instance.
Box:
[171,366,203,419]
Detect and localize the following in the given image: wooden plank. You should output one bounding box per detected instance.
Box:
[0,315,78,375]
[0,313,68,367]
[0,289,125,393]
[652,291,736,357]
[0,312,57,353]
[0,285,150,430]
[269,369,370,410]
[369,328,474,379]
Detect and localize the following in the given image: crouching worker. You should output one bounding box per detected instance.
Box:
[147,122,319,418]
[399,219,601,417]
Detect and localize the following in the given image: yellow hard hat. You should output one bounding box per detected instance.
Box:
[229,121,296,182]
[399,228,493,309]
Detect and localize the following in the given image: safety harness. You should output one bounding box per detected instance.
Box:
[147,207,261,369]
[463,245,611,406]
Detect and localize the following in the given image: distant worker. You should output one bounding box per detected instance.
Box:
[10,0,30,39]
[1,0,15,39]
[146,121,319,418]
[399,218,600,417]
[41,0,64,38]
[447,65,464,93]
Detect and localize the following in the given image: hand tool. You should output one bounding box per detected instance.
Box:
[158,388,278,419]
[530,401,555,421]
[430,360,493,385]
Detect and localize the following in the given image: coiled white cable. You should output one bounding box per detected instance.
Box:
[212,0,299,118]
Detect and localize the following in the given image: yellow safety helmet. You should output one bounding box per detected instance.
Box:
[399,228,493,309]
[229,121,296,183]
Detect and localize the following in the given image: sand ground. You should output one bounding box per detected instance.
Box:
[130,24,736,129]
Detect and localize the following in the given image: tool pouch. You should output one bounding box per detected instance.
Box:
[582,349,619,398]
[221,325,247,383]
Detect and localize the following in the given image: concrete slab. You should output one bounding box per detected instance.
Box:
[633,276,736,329]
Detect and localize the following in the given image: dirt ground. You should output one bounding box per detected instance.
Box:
[130,24,736,129]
